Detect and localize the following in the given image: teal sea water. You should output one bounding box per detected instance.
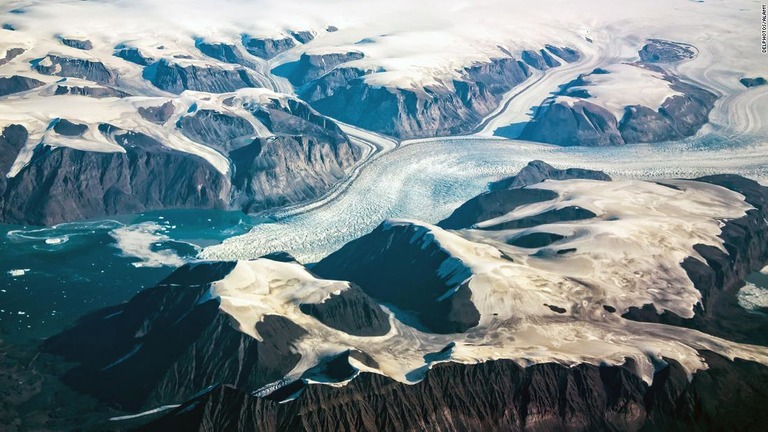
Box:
[0,209,261,344]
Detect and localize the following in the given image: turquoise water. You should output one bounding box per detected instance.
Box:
[0,209,260,344]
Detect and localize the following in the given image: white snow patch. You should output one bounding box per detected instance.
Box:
[209,259,351,340]
[554,63,683,120]
[738,283,768,311]
[109,222,187,268]
[109,405,181,421]
[8,269,30,277]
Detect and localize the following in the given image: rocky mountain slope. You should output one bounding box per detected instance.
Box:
[140,351,768,432]
[517,41,717,146]
[284,47,577,139]
[0,88,361,225]
[40,161,768,430]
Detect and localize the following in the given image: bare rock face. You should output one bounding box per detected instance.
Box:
[620,75,717,143]
[177,109,256,152]
[0,93,361,225]
[229,134,357,213]
[488,160,611,190]
[0,47,25,66]
[53,83,131,98]
[292,47,582,139]
[274,51,365,86]
[242,35,296,60]
[299,285,392,337]
[52,118,87,136]
[114,46,155,66]
[314,221,481,334]
[143,59,259,94]
[638,39,696,63]
[138,101,175,124]
[218,96,361,214]
[289,30,315,44]
[519,99,625,146]
[41,261,307,411]
[740,77,766,88]
[59,37,93,50]
[0,125,230,225]
[0,124,28,197]
[34,54,117,85]
[544,45,580,62]
[301,60,530,139]
[196,40,256,68]
[521,49,561,69]
[438,188,559,230]
[247,96,350,145]
[139,351,768,432]
[0,75,45,96]
[519,66,717,146]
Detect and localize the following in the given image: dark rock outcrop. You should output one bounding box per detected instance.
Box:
[53,83,131,98]
[489,160,611,190]
[247,96,349,145]
[520,66,717,146]
[138,101,175,124]
[508,232,565,248]
[481,206,597,231]
[34,54,117,85]
[289,31,315,44]
[740,77,767,88]
[544,45,581,62]
[0,94,360,225]
[143,59,259,94]
[439,161,609,230]
[438,188,558,230]
[299,285,391,337]
[0,75,45,97]
[314,221,481,334]
[178,109,255,151]
[42,261,307,411]
[274,51,365,86]
[521,49,561,70]
[52,119,87,136]
[115,46,155,66]
[623,175,768,346]
[0,124,28,196]
[0,126,229,225]
[520,99,624,146]
[619,77,717,143]
[638,39,696,63]
[140,351,768,432]
[0,47,25,66]
[463,57,531,95]
[196,41,254,68]
[242,35,296,60]
[60,37,93,50]
[300,55,535,138]
[229,134,357,213]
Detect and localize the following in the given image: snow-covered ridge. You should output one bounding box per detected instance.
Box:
[2,0,761,93]
[1,0,762,144]
[0,86,313,177]
[194,177,766,390]
[209,259,351,341]
[555,63,684,120]
[470,179,751,319]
